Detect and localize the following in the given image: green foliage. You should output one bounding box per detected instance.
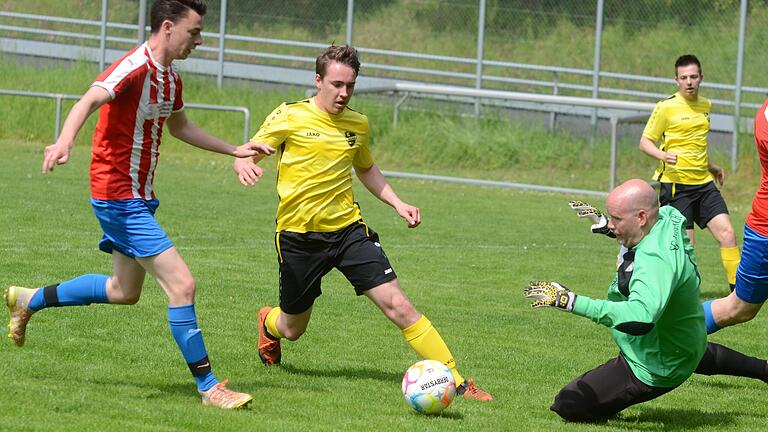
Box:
[3,0,768,99]
[407,0,744,38]
[1,0,137,21]
[602,0,738,26]
[374,110,585,170]
[223,0,397,36]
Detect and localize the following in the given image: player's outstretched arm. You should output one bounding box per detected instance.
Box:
[568,200,615,238]
[524,281,577,312]
[42,86,111,173]
[166,111,275,158]
[355,164,420,228]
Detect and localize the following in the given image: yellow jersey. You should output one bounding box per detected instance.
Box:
[642,92,713,185]
[252,97,374,233]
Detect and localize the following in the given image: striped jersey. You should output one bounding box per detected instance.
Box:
[252,97,373,233]
[90,42,184,200]
[642,93,713,185]
[746,99,768,236]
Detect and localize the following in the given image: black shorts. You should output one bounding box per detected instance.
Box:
[274,221,397,314]
[550,354,676,422]
[659,181,729,230]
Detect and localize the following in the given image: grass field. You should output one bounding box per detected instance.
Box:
[2,2,768,429]
[1,134,768,431]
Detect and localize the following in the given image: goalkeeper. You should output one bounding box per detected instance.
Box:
[525,179,768,422]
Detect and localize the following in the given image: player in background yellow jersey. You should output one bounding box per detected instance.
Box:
[639,54,739,292]
[233,45,492,401]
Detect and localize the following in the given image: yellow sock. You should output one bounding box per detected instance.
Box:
[720,247,740,286]
[265,306,284,339]
[402,315,464,386]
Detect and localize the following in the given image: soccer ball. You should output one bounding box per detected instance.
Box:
[401,360,456,415]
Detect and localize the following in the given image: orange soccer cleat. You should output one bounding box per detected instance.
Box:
[200,380,253,409]
[257,306,281,365]
[457,378,494,401]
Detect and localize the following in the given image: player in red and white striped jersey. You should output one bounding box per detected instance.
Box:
[4,0,273,410]
[89,40,185,200]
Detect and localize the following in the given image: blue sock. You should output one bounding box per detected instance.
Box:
[28,274,110,311]
[168,304,218,392]
[702,300,721,335]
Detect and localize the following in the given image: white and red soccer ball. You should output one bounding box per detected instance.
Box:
[401,359,456,415]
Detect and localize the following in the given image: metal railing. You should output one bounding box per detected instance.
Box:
[0,89,252,143]
[0,0,758,172]
[356,82,737,194]
[1,4,763,112]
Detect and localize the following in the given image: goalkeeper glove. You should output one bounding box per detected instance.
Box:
[524,281,577,312]
[568,200,615,238]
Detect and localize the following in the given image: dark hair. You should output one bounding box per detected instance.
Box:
[675,54,701,76]
[316,45,360,78]
[150,0,207,33]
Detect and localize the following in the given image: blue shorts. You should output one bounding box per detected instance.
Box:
[735,224,768,304]
[90,198,173,258]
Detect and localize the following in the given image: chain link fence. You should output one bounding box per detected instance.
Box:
[2,1,760,103]
[1,0,765,167]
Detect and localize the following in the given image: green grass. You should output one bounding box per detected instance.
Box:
[1,40,767,430]
[1,132,768,431]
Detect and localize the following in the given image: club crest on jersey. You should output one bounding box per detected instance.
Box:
[344,131,357,146]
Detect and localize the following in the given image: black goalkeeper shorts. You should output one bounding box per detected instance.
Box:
[274,221,397,314]
[550,354,676,422]
[659,181,729,230]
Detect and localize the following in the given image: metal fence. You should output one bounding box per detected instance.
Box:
[2,1,761,103]
[1,0,763,171]
[0,89,253,144]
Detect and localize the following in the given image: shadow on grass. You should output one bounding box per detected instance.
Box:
[689,379,750,390]
[278,363,403,382]
[104,363,403,399]
[611,407,736,430]
[699,288,732,299]
[147,370,466,420]
[405,410,465,421]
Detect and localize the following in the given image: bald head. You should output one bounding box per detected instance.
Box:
[605,179,659,247]
[608,179,659,215]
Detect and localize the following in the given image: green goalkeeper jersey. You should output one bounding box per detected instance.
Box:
[572,205,707,388]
